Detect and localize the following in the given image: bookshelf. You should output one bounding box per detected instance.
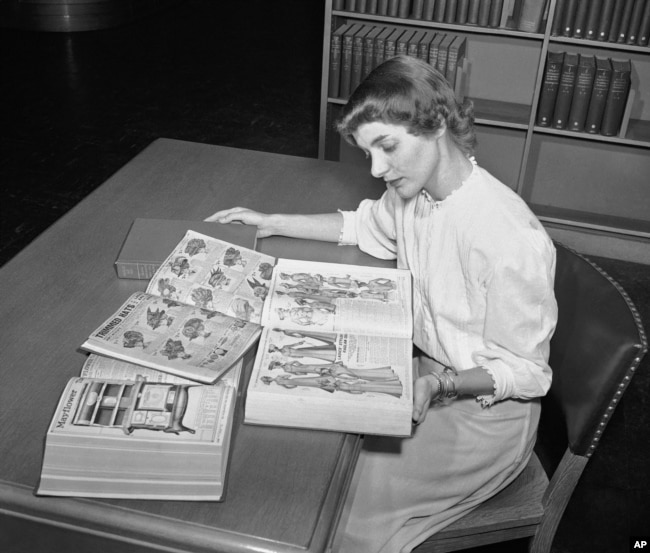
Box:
[318,0,650,263]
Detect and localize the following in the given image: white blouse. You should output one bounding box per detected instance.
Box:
[339,162,557,405]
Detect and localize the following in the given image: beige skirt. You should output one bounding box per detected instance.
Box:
[334,396,540,553]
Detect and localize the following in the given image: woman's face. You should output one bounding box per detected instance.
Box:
[353,121,440,199]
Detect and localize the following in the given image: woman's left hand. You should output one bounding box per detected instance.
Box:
[412,373,439,425]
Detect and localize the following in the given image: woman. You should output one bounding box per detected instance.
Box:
[206,55,557,553]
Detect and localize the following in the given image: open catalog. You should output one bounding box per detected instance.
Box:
[245,257,415,437]
[82,230,275,383]
[36,354,242,500]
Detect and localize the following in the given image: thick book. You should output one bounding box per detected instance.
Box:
[638,0,650,44]
[596,0,617,41]
[373,27,393,68]
[478,0,492,26]
[339,23,362,99]
[408,30,427,58]
[412,0,425,18]
[86,230,274,383]
[536,50,564,127]
[244,258,414,437]
[456,0,470,23]
[378,0,389,14]
[363,26,382,79]
[571,0,589,38]
[467,0,481,24]
[418,30,437,61]
[607,0,628,42]
[552,52,579,129]
[388,0,400,17]
[351,25,373,92]
[36,355,243,500]
[600,58,632,136]
[584,0,603,40]
[434,0,448,21]
[333,0,345,9]
[625,0,647,43]
[488,0,504,27]
[346,0,357,10]
[385,28,403,60]
[397,29,416,56]
[423,0,436,19]
[115,218,257,280]
[616,0,636,42]
[550,0,567,35]
[446,36,467,88]
[517,0,547,32]
[328,23,351,98]
[436,34,456,77]
[567,54,596,132]
[357,0,368,12]
[585,57,613,134]
[560,0,579,36]
[445,0,458,22]
[428,32,445,68]
[398,0,411,17]
[367,0,379,14]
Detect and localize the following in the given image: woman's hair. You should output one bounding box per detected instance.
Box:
[336,55,476,156]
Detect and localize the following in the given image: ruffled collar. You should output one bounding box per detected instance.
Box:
[420,157,478,210]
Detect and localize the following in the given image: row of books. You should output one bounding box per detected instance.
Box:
[334,0,549,33]
[537,51,633,136]
[551,0,650,46]
[329,22,468,99]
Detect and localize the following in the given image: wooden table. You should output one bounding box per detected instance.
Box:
[0,139,389,553]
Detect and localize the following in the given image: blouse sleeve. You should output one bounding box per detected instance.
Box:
[471,231,558,405]
[338,190,398,260]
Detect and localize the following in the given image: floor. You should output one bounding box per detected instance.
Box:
[1,1,649,552]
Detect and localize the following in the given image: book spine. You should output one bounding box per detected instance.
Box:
[552,52,579,129]
[363,31,376,79]
[374,33,387,69]
[607,0,627,41]
[412,0,425,18]
[339,29,356,98]
[398,0,411,17]
[596,0,617,40]
[638,0,650,44]
[456,0,470,23]
[585,58,613,134]
[517,0,547,32]
[346,0,357,11]
[600,60,632,136]
[418,33,431,60]
[551,0,567,35]
[328,29,343,98]
[423,0,436,19]
[115,261,159,280]
[357,0,368,12]
[585,0,604,40]
[478,0,492,26]
[571,0,589,38]
[467,0,481,23]
[388,0,400,16]
[434,0,448,21]
[333,0,345,9]
[489,0,504,27]
[567,55,596,131]
[396,32,410,56]
[536,51,564,126]
[407,35,420,57]
[626,0,647,43]
[429,36,442,67]
[385,31,399,59]
[561,0,579,36]
[378,0,389,14]
[616,0,636,42]
[367,0,379,13]
[351,31,366,91]
[437,39,451,75]
[445,0,458,22]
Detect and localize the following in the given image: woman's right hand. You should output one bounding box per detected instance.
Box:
[204,207,274,237]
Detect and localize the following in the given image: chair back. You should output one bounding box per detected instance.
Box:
[539,243,647,465]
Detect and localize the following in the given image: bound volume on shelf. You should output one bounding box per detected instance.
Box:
[36,355,243,500]
[568,54,596,132]
[244,257,414,437]
[585,57,613,134]
[600,58,632,136]
[552,52,579,129]
[536,50,564,127]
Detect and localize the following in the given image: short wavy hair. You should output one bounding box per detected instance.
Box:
[336,55,476,156]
